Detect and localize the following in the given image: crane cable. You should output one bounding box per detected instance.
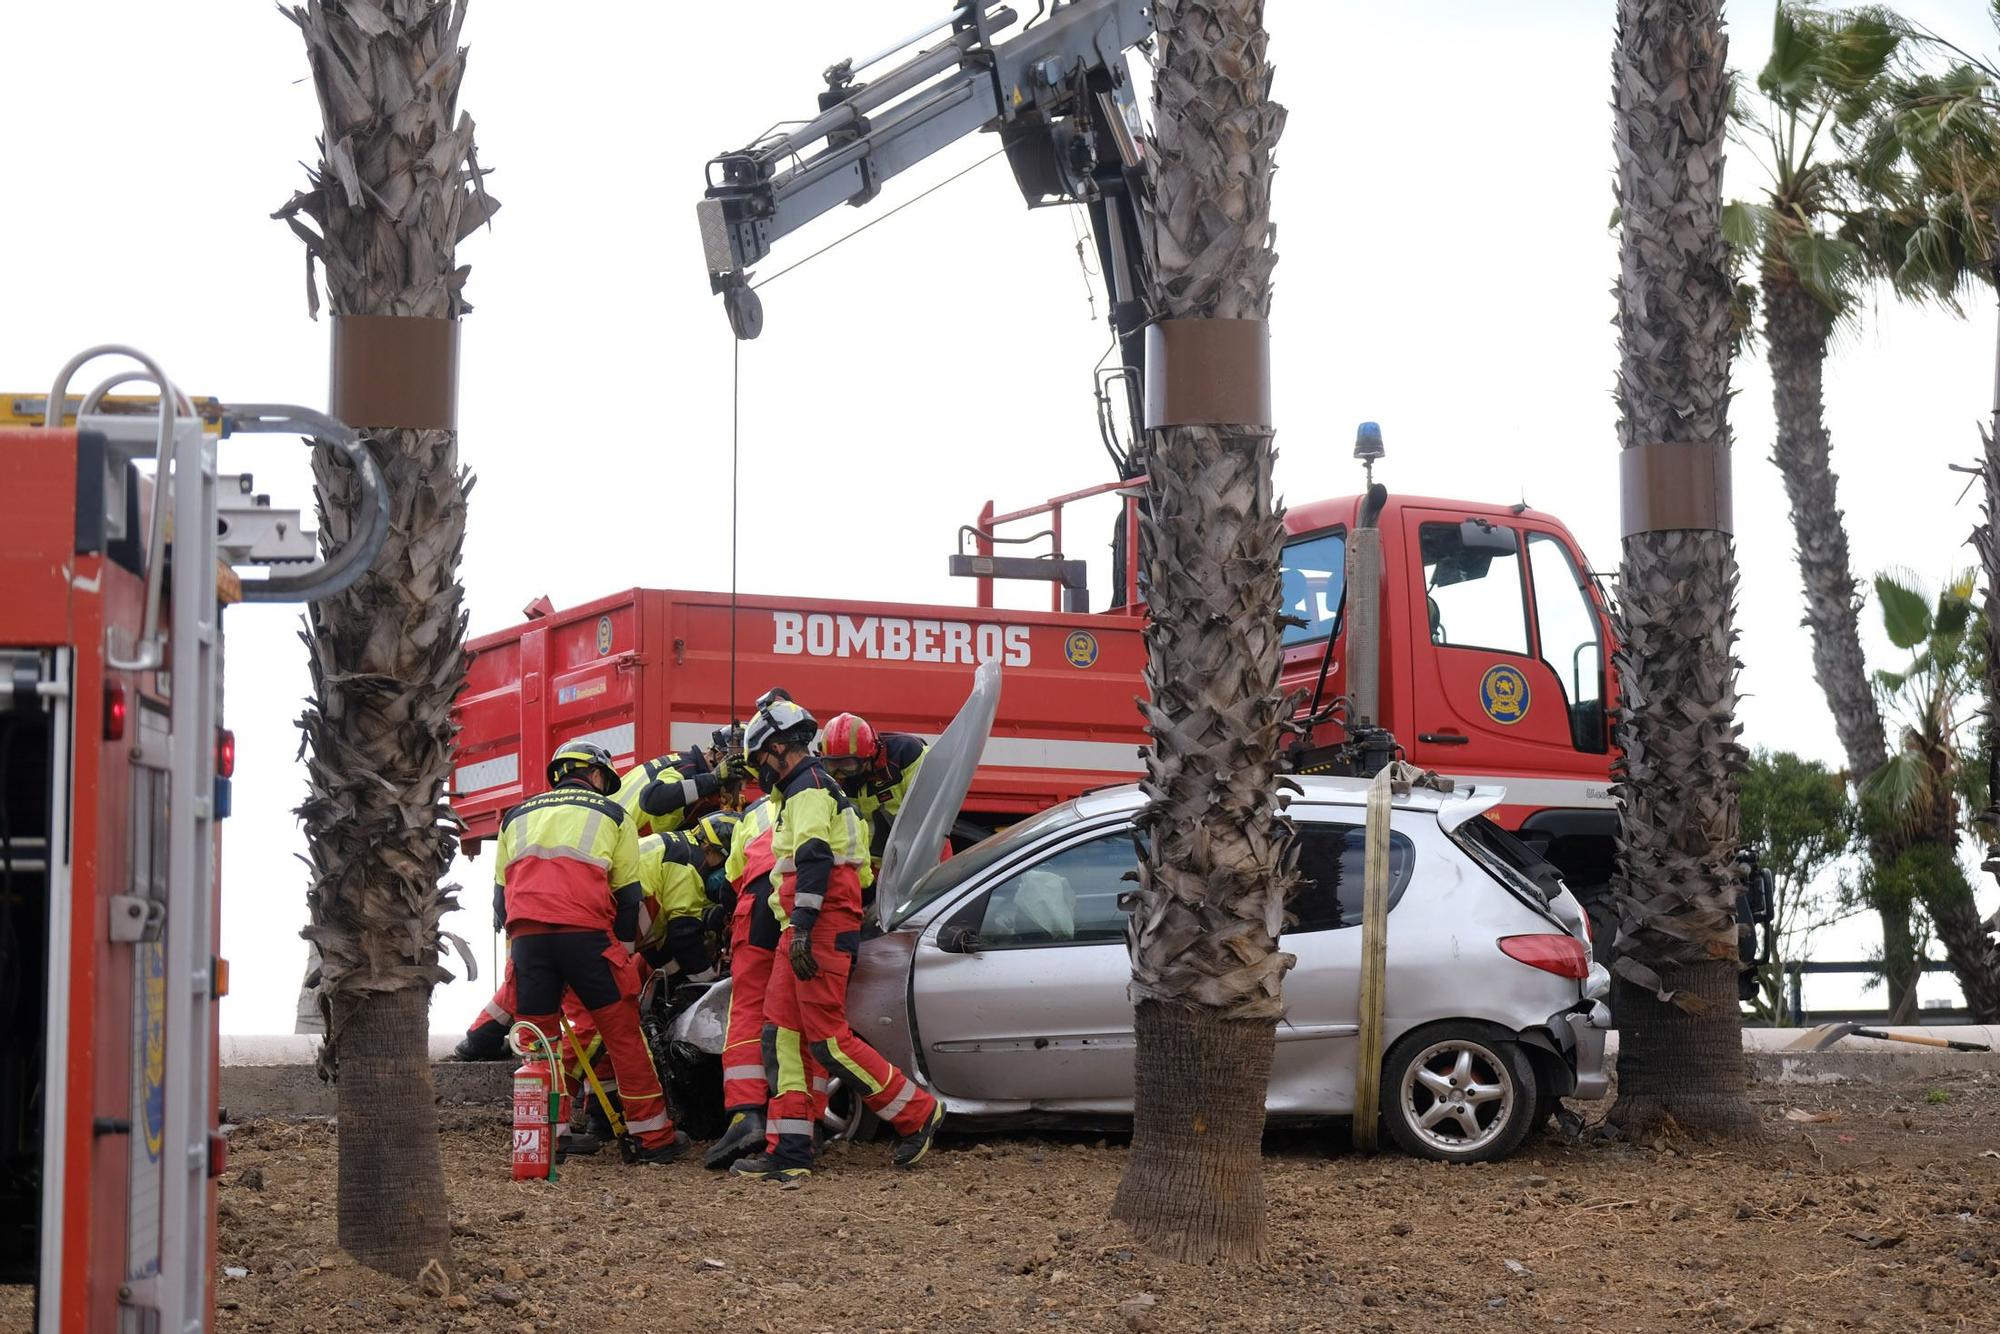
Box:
[724,146,1007,730]
[729,338,740,737]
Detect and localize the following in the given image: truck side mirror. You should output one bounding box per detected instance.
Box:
[1458,518,1518,556]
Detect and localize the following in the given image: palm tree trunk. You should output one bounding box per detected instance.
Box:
[1606,0,1757,1139]
[1760,265,1921,1016]
[1112,0,1293,1263]
[278,0,493,1281]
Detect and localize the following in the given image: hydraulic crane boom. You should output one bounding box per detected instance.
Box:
[696,0,1156,472]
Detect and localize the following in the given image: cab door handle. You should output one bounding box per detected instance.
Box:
[1419,731,1469,746]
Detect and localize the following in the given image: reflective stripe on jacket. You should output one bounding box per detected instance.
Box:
[495,785,641,932]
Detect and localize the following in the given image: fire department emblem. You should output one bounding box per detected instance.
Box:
[1479,664,1530,725]
[1064,630,1100,669]
[595,615,614,656]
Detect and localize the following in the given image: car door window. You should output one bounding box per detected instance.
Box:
[1420,521,1527,656]
[1289,822,1415,931]
[974,831,1135,947]
[1281,530,1346,647]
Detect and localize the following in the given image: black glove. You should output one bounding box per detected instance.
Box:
[492,883,506,935]
[788,929,819,981]
[719,754,756,786]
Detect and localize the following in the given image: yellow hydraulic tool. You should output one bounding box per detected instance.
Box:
[560,1015,626,1138]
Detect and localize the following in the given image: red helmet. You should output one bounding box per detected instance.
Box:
[819,713,878,763]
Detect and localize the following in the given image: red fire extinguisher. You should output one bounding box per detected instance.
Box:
[511,1023,566,1181]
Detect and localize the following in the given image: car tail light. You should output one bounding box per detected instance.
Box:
[216,728,235,778]
[1498,933,1588,980]
[104,683,127,741]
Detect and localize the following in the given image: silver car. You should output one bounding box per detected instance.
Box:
[671,776,1610,1164]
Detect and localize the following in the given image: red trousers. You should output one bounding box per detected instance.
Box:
[763,915,935,1168]
[471,962,610,1110]
[722,886,829,1120]
[510,929,674,1150]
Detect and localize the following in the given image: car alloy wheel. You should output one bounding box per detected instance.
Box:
[1402,1039,1512,1153]
[1379,1023,1540,1163]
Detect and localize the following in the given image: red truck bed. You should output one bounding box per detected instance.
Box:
[451,587,1151,851]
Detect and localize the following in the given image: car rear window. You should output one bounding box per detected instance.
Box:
[1450,815,1566,903]
[889,801,1083,928]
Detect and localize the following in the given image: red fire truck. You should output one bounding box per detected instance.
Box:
[454,0,1620,918]
[2,347,383,1334]
[450,481,1618,897]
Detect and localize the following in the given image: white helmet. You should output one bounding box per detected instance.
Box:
[744,698,817,758]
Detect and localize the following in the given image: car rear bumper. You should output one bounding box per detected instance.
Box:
[1562,1000,1612,1099]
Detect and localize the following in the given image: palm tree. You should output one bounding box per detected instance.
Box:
[275,0,495,1281]
[1728,3,1926,1016]
[1110,0,1295,1262]
[1863,571,2000,1018]
[1604,0,1757,1138]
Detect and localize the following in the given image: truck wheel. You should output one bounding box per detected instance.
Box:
[1379,1022,1539,1164]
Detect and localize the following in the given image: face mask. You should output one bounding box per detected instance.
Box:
[838,770,869,797]
[756,754,784,792]
[705,866,733,899]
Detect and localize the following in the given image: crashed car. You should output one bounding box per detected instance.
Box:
[668,772,1611,1164]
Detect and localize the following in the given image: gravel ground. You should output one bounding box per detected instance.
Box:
[9,1067,2000,1332]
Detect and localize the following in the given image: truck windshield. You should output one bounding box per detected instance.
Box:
[1281,531,1346,647]
[889,801,1085,928]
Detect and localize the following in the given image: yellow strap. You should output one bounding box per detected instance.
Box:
[561,1016,625,1136]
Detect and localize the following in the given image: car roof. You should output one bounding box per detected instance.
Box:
[1069,774,1494,819]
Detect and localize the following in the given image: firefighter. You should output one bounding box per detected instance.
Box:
[635,811,740,982]
[614,745,718,837]
[702,792,816,1168]
[496,739,688,1165]
[728,700,943,1182]
[818,712,928,857]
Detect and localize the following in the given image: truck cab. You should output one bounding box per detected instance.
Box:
[1277,492,1620,910]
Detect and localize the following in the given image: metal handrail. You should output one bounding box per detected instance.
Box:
[222,404,389,603]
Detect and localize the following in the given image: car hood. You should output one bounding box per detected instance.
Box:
[875,657,1001,929]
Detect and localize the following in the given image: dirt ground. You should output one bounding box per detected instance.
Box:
[10,1066,2000,1333]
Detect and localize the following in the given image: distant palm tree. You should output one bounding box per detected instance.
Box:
[1112,0,1295,1262]
[1727,3,1937,1017]
[1605,0,1757,1138]
[1863,571,1999,1019]
[276,0,495,1281]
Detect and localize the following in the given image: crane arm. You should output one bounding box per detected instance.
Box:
[695,0,1155,461]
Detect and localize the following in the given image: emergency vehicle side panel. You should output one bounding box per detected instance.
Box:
[452,591,1151,850]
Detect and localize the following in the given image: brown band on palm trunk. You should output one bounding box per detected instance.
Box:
[1142,318,1272,429]
[330,314,459,430]
[1620,440,1732,536]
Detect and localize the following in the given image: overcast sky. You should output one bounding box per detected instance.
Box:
[5,1,1996,1033]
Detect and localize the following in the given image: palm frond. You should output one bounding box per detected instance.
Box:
[1875,569,1935,648]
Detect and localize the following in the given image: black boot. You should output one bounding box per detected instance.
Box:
[629,1130,693,1166]
[703,1110,766,1170]
[891,1103,945,1168]
[451,1019,510,1062]
[556,1132,604,1162]
[727,1152,810,1184]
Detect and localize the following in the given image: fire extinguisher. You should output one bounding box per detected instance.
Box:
[510,1022,565,1181]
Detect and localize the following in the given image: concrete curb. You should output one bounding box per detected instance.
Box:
[218,1026,2000,1121]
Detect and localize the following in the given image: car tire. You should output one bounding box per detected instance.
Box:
[1379,1023,1539,1164]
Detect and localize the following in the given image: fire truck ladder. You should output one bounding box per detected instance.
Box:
[34,347,385,1334]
